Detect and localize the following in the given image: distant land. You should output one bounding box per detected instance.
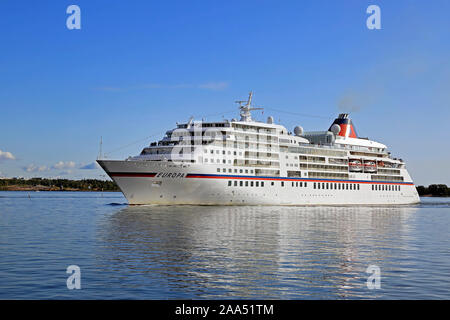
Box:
[0,177,448,196]
[0,178,119,192]
[416,184,450,197]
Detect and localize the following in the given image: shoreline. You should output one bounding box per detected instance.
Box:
[0,178,120,192]
[0,189,448,197]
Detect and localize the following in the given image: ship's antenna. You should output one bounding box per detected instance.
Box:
[187,116,194,128]
[97,136,103,160]
[246,91,253,108]
[236,91,263,122]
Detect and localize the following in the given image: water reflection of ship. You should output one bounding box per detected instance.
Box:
[97,205,418,298]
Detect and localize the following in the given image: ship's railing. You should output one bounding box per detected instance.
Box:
[299,159,326,164]
[371,175,404,181]
[301,166,349,173]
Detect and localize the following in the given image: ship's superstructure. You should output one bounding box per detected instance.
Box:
[98,93,419,205]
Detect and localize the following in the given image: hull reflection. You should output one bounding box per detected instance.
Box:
[96,205,419,299]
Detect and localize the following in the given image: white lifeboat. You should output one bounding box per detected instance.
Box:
[349,159,363,172]
[363,160,377,173]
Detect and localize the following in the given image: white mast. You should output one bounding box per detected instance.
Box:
[236,91,263,122]
[97,136,103,160]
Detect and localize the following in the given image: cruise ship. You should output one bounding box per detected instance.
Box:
[97,92,420,205]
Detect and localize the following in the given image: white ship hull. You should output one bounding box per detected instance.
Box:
[98,96,420,206]
[98,160,420,205]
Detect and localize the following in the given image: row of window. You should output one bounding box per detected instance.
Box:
[218,168,254,174]
[206,149,243,156]
[225,180,403,192]
[228,180,266,187]
[372,184,401,191]
[207,158,233,164]
[286,163,299,167]
[314,182,360,190]
[226,180,308,188]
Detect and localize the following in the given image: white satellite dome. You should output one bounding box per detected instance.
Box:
[330,124,341,135]
[294,126,304,136]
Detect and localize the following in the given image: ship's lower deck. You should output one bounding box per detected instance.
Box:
[98,160,420,205]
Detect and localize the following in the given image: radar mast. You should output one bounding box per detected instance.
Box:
[236,91,263,122]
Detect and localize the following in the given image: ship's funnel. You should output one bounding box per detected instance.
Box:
[328,113,358,138]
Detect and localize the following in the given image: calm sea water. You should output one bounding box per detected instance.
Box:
[0,191,449,299]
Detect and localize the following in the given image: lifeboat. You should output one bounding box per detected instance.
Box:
[349,159,363,172]
[363,160,377,173]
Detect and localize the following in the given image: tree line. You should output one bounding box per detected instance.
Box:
[0,178,119,191]
[416,184,449,197]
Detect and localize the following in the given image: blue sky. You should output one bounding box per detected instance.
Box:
[0,0,449,185]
